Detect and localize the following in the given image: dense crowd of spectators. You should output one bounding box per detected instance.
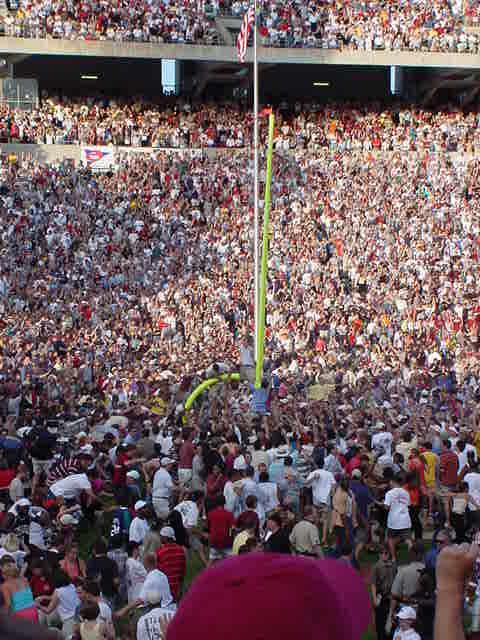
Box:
[0,118,480,639]
[0,97,249,147]
[2,0,480,52]
[465,0,480,26]
[4,96,480,154]
[3,0,219,43]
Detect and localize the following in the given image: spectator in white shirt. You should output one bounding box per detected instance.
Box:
[304,466,336,545]
[129,501,151,545]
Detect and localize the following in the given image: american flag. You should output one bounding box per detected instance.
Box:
[237,6,256,63]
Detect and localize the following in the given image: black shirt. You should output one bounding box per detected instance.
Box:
[264,528,291,554]
[30,427,57,460]
[86,555,119,598]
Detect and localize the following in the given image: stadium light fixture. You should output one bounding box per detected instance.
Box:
[313,81,330,87]
[81,75,98,80]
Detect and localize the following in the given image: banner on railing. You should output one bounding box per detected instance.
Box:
[81,146,115,171]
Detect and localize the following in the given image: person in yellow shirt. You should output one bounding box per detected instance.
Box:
[232,524,256,555]
[422,441,438,518]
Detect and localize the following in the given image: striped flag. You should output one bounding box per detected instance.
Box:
[237,6,255,63]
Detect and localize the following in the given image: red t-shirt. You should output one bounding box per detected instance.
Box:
[156,543,186,600]
[0,468,15,489]
[208,507,235,549]
[440,450,459,486]
[30,575,53,598]
[206,474,227,499]
[179,441,195,470]
[345,456,361,477]
[113,452,130,487]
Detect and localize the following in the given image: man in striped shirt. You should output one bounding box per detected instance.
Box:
[155,527,186,602]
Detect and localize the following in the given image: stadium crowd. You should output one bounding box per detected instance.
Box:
[2,0,480,52]
[4,96,480,154]
[465,0,480,26]
[0,140,479,639]
[0,97,249,148]
[2,0,219,43]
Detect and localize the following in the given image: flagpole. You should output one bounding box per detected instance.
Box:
[253,0,259,363]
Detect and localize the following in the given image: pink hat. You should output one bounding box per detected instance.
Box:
[166,553,371,640]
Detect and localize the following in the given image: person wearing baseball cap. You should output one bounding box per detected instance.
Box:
[126,470,142,502]
[393,606,420,640]
[156,527,186,601]
[165,553,371,640]
[129,501,151,545]
[152,459,176,520]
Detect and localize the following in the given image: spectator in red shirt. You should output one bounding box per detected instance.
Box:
[29,558,54,599]
[207,495,235,565]
[112,444,144,493]
[156,527,186,601]
[206,465,227,508]
[345,447,362,477]
[236,496,260,537]
[439,439,459,522]
[178,430,195,488]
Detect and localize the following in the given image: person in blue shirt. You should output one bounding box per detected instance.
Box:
[268,446,289,486]
[250,378,271,415]
[349,469,375,562]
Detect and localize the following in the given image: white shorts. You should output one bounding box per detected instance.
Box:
[153,497,170,520]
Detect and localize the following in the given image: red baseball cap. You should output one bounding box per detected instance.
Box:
[167,553,371,640]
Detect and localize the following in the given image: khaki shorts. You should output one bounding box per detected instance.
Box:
[32,458,53,475]
[439,484,456,497]
[152,497,170,520]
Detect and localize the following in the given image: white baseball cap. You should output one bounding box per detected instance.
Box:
[397,606,416,621]
[134,500,148,511]
[233,455,247,471]
[127,470,140,480]
[160,526,176,539]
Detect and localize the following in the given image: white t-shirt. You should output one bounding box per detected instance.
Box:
[458,444,478,473]
[98,600,112,625]
[136,607,175,640]
[258,482,279,513]
[49,473,92,499]
[393,628,421,640]
[56,584,80,621]
[126,557,147,603]
[384,487,411,530]
[464,472,480,510]
[29,506,48,549]
[129,517,151,544]
[372,431,393,457]
[152,468,174,500]
[305,469,336,506]
[139,570,175,609]
[174,500,199,528]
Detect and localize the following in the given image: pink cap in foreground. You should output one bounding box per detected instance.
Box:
[167,552,371,640]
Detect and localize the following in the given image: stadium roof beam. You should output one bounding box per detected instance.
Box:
[2,37,480,68]
[419,69,480,104]
[193,62,249,96]
[0,53,30,79]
